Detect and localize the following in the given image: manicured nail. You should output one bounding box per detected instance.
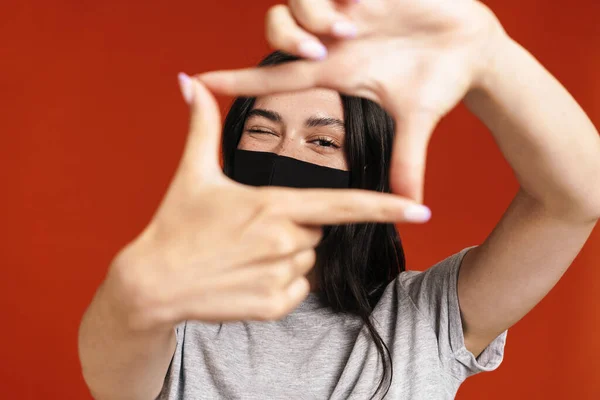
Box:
[404,204,432,223]
[332,21,358,38]
[298,40,328,60]
[178,72,194,104]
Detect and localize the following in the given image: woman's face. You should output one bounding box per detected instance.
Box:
[238,88,349,171]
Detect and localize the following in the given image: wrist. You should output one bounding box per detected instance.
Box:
[104,245,176,334]
[466,2,511,94]
[463,31,524,118]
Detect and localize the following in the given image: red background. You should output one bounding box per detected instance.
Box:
[2,1,599,398]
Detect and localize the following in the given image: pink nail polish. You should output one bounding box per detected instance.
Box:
[404,205,432,223]
[178,72,194,104]
[332,21,358,38]
[297,40,328,60]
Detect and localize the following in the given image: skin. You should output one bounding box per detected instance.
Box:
[78,79,424,400]
[199,0,600,362]
[239,88,348,171]
[238,88,350,291]
[78,1,600,399]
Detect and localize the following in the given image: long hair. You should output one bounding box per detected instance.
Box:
[221,51,405,400]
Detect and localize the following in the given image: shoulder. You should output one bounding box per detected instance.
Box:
[397,246,477,295]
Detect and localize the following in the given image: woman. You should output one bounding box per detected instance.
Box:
[78,1,600,399]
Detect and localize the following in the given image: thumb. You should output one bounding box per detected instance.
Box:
[390,111,438,204]
[178,72,222,175]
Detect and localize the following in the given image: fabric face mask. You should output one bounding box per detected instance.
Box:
[231,149,351,189]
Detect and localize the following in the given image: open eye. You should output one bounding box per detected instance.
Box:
[311,136,341,149]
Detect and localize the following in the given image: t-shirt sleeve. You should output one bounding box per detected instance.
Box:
[155,321,187,400]
[398,246,508,381]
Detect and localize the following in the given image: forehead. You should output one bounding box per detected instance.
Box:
[252,88,343,120]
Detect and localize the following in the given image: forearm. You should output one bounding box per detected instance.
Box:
[78,278,176,400]
[464,32,600,222]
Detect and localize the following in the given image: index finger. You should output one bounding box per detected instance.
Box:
[197,61,322,97]
[265,188,431,225]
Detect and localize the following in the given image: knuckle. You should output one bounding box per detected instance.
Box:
[258,294,289,321]
[269,230,297,256]
[296,249,316,268]
[257,283,280,299]
[262,263,293,286]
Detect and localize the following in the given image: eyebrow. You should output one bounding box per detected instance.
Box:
[305,116,345,130]
[247,108,282,123]
[247,108,345,130]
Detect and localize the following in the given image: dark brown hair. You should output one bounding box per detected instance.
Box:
[221,51,405,400]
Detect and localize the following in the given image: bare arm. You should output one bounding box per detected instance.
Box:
[78,267,176,400]
[195,0,600,361]
[465,36,600,222]
[77,76,422,399]
[459,33,600,358]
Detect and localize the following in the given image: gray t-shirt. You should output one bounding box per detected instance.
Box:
[157,247,507,399]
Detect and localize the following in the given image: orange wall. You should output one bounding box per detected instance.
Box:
[2,1,598,398]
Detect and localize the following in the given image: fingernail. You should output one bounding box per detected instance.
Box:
[332,21,358,38]
[178,72,194,104]
[298,40,328,60]
[404,204,432,223]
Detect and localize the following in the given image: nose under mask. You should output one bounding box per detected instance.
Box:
[231,149,351,189]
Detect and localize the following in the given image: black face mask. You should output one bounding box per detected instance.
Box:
[231,149,351,189]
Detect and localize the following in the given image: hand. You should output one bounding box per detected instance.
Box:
[198,0,506,203]
[106,75,427,332]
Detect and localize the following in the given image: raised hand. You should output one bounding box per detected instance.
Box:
[198,0,505,203]
[106,75,429,332]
